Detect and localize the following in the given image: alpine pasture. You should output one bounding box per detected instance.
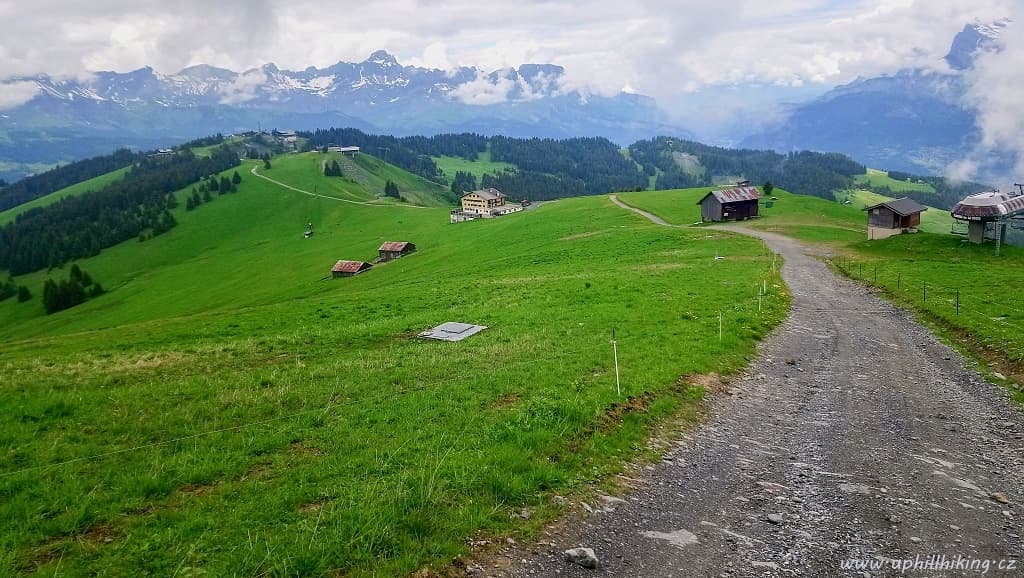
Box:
[0,153,787,576]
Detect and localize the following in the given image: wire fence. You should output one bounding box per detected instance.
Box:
[830,256,1024,340]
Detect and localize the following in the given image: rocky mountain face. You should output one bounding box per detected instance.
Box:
[0,51,685,180]
[740,21,1009,176]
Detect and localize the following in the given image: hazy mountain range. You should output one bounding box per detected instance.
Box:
[0,51,682,181]
[741,20,1010,175]
[0,21,1010,182]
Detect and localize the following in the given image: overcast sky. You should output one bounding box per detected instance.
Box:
[1,0,1020,177]
[0,0,1011,94]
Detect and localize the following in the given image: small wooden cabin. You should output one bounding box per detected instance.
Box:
[864,197,927,240]
[378,241,416,261]
[332,260,373,278]
[697,186,762,222]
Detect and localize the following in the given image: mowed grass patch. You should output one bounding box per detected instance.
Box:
[854,168,935,194]
[434,150,516,182]
[0,165,787,575]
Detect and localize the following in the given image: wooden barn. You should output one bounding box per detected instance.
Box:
[697,186,762,222]
[378,241,416,261]
[331,260,373,278]
[864,197,927,240]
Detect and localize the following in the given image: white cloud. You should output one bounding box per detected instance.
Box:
[956,6,1024,184]
[0,0,1015,145]
[0,81,40,109]
[218,69,265,105]
[450,70,516,106]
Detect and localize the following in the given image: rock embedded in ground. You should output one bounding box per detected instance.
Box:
[563,547,599,569]
[990,492,1010,505]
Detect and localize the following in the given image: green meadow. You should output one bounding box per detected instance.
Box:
[618,187,868,244]
[0,155,787,575]
[835,189,953,234]
[433,150,515,181]
[0,167,132,226]
[618,187,1024,402]
[853,168,936,193]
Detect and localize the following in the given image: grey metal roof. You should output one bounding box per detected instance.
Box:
[463,188,505,201]
[863,197,927,216]
[951,192,1024,221]
[696,186,762,204]
[418,322,488,342]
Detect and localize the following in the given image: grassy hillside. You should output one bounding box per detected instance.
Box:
[260,151,454,207]
[836,189,953,234]
[618,187,867,244]
[0,167,131,226]
[854,168,935,194]
[0,154,787,576]
[434,150,515,182]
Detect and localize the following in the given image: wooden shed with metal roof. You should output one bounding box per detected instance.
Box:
[864,197,927,240]
[331,260,373,278]
[697,186,762,222]
[378,241,416,262]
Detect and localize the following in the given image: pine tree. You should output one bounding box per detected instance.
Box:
[220,176,231,193]
[17,285,31,302]
[384,180,400,198]
[264,159,272,170]
[232,171,242,185]
[203,188,212,202]
[209,177,219,192]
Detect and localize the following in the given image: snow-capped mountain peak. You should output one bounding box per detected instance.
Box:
[945,19,1010,70]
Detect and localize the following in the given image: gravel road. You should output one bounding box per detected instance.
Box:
[494,224,1024,577]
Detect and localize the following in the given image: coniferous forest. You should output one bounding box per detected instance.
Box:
[0,148,141,212]
[42,264,104,314]
[628,138,867,199]
[0,147,240,275]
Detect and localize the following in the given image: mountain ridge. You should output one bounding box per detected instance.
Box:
[740,20,1010,177]
[0,51,687,181]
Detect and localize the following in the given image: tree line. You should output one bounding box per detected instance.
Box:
[0,148,140,212]
[629,138,865,199]
[302,129,875,202]
[186,172,242,211]
[0,276,31,304]
[42,264,103,314]
[302,128,651,200]
[0,147,240,275]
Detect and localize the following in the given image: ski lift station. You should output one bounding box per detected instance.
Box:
[951,185,1024,253]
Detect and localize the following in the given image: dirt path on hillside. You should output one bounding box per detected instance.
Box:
[249,164,428,209]
[493,212,1024,576]
[609,194,677,226]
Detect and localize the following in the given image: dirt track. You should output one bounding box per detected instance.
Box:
[496,218,1024,577]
